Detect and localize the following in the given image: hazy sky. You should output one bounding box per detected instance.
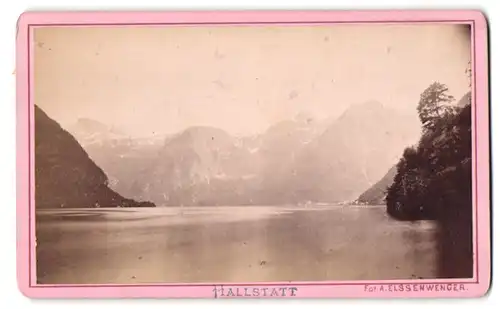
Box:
[34,24,471,137]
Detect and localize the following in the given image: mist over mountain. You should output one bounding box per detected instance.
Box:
[70,100,420,206]
[66,118,166,199]
[34,106,155,208]
[290,101,420,202]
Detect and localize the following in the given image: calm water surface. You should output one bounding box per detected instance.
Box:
[36,205,438,284]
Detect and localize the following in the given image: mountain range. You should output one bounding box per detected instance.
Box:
[65,101,421,206]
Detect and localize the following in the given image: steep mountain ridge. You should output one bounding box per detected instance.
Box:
[34,105,155,208]
[356,166,398,205]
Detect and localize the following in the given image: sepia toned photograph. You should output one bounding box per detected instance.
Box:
[33,23,473,285]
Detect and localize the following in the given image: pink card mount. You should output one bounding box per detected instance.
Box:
[16,10,490,298]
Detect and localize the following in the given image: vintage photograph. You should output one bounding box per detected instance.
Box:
[34,23,473,285]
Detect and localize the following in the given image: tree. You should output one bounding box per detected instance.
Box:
[417,82,455,131]
[385,147,430,220]
[385,68,473,277]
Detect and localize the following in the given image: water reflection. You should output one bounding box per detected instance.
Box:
[36,206,439,284]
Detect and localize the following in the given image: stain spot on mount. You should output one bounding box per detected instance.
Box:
[212,80,226,89]
[289,91,298,100]
[214,49,225,59]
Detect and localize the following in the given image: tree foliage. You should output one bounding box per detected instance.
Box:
[385,84,473,277]
[386,86,471,221]
[417,82,456,131]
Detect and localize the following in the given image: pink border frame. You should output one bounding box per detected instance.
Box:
[16,10,490,298]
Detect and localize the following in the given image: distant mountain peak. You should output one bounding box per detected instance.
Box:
[176,126,233,142]
[182,125,228,135]
[76,117,104,125]
[75,117,114,130]
[73,117,122,132]
[336,100,390,123]
[68,118,130,146]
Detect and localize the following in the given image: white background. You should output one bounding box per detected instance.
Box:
[0,0,497,308]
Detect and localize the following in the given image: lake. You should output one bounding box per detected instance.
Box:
[35,205,438,284]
